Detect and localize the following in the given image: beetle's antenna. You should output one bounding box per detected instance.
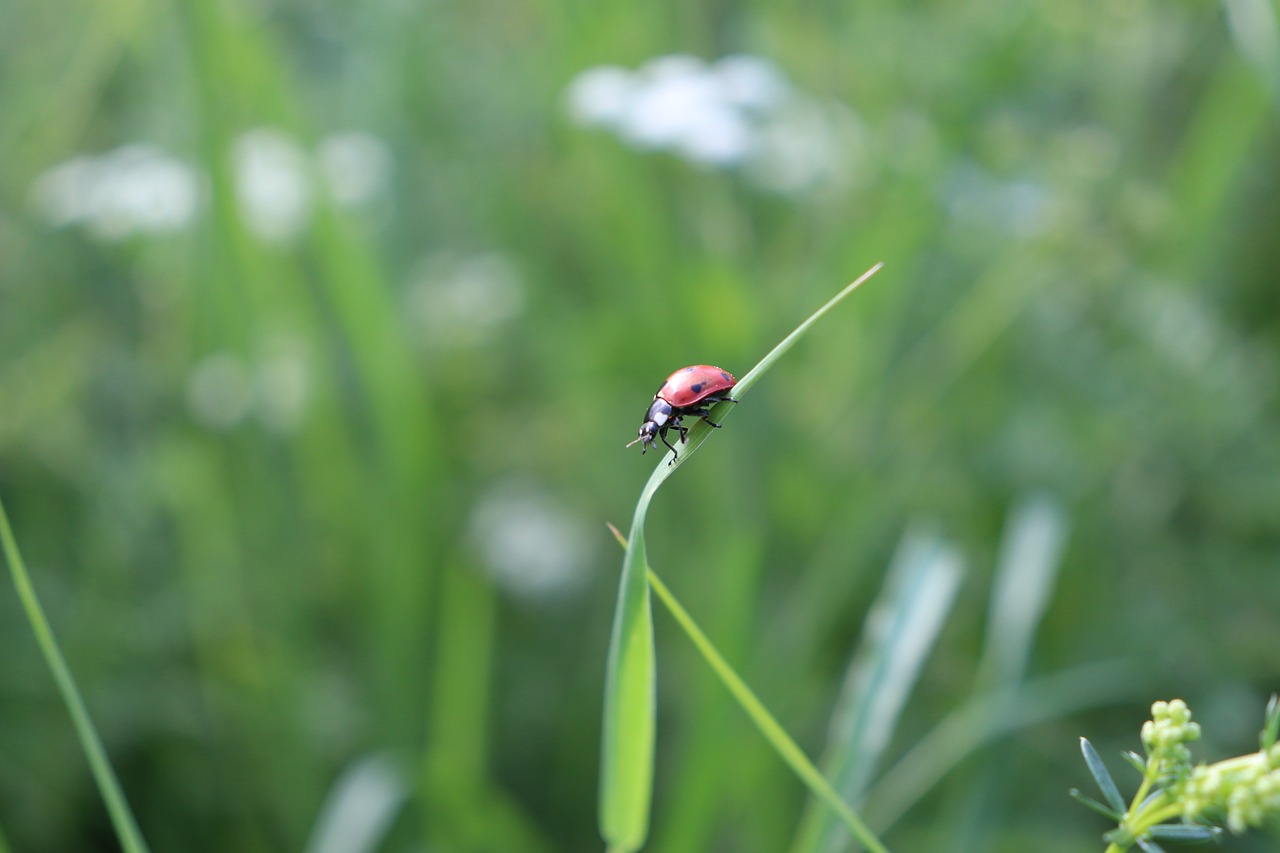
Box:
[625,436,643,448]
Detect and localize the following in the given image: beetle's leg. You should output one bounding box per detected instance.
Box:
[700,396,737,425]
[683,406,723,428]
[659,425,680,462]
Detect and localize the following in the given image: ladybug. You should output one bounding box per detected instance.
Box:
[627,365,738,463]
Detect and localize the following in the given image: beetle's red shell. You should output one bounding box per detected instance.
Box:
[657,365,737,408]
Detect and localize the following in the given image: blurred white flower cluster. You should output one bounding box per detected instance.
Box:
[30,128,392,243]
[565,54,862,194]
[468,482,594,601]
[31,145,201,241]
[232,128,392,243]
[186,337,312,433]
[404,251,526,350]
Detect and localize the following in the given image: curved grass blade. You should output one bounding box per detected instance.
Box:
[791,528,963,853]
[599,264,883,852]
[0,495,151,853]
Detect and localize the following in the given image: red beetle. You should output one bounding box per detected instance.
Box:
[627,365,738,463]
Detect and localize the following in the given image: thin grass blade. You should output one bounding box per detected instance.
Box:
[791,527,963,853]
[647,570,889,853]
[0,496,151,853]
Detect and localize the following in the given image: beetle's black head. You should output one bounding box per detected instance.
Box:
[626,421,659,453]
[627,397,672,453]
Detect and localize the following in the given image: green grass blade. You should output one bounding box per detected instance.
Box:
[735,263,884,398]
[792,527,963,853]
[648,570,889,853]
[977,494,1067,688]
[599,504,657,851]
[0,496,151,853]
[599,264,883,851]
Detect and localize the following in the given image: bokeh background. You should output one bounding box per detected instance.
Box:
[3,0,1280,850]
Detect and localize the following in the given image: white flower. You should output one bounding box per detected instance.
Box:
[316,131,392,206]
[746,96,862,194]
[233,128,312,242]
[187,352,253,430]
[565,65,637,129]
[186,339,312,432]
[405,252,525,349]
[713,54,790,112]
[565,53,859,191]
[31,145,200,241]
[469,484,594,600]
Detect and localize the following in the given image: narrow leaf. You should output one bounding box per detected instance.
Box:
[1068,789,1124,822]
[1080,738,1127,812]
[1136,837,1167,853]
[1122,751,1148,774]
[1148,824,1222,841]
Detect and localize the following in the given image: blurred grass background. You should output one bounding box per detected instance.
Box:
[2,0,1279,850]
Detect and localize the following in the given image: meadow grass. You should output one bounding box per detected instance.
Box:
[2,0,1279,850]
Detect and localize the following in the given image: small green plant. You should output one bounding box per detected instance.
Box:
[1075,697,1280,852]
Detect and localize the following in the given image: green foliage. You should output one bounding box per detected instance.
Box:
[2,0,1280,849]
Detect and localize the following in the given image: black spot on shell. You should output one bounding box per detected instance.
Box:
[691,382,704,393]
